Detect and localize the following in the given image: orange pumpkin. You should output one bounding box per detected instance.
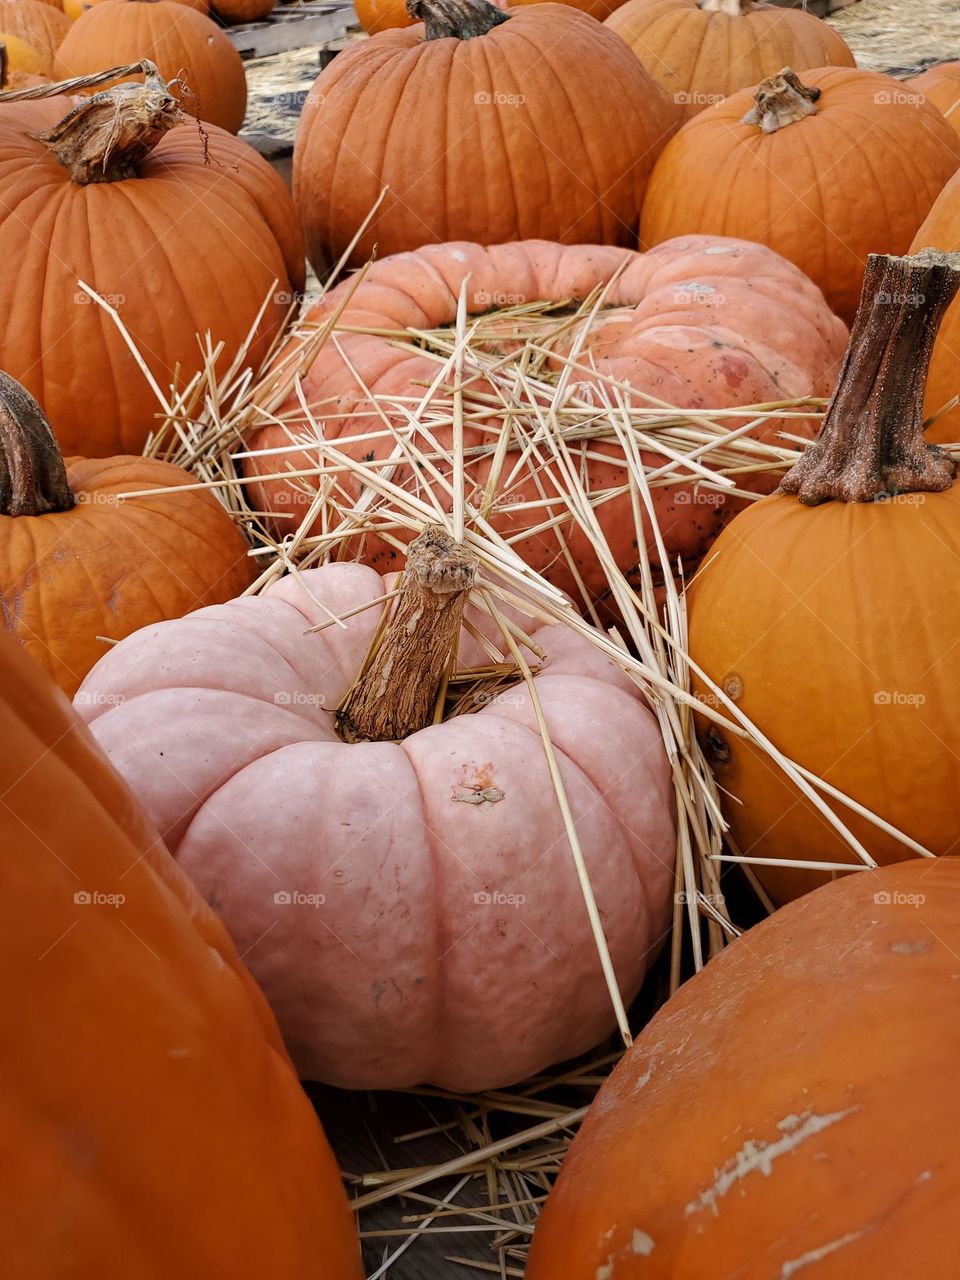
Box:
[686,248,960,904]
[55,0,246,132]
[246,235,846,608]
[0,73,303,456]
[0,31,49,75]
[0,625,362,1279]
[65,0,210,17]
[527,857,960,1280]
[353,0,619,33]
[641,66,960,323]
[212,0,274,21]
[0,0,70,60]
[912,170,960,443]
[607,0,854,122]
[293,0,679,274]
[0,372,255,697]
[909,60,960,135]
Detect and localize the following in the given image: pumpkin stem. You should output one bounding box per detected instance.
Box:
[0,374,74,517]
[779,250,960,506]
[32,64,182,185]
[0,44,7,92]
[699,0,754,12]
[337,526,477,743]
[406,0,509,41]
[742,67,821,133]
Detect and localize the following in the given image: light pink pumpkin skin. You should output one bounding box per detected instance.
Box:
[246,236,847,601]
[76,563,676,1091]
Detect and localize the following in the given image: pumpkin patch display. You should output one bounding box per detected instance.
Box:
[75,527,678,1091]
[526,858,960,1280]
[687,249,960,905]
[246,236,847,607]
[0,372,255,697]
[911,170,960,442]
[607,0,854,123]
[0,0,69,60]
[0,625,362,1280]
[0,69,303,456]
[293,0,680,273]
[55,0,247,132]
[641,66,960,323]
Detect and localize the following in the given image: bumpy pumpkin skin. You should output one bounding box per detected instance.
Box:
[76,560,677,1091]
[293,5,679,273]
[55,1,247,132]
[246,236,847,606]
[687,488,960,904]
[0,628,362,1280]
[912,173,960,442]
[641,67,960,323]
[909,61,960,135]
[0,100,304,456]
[607,0,854,122]
[1,454,256,697]
[527,858,960,1280]
[0,0,70,59]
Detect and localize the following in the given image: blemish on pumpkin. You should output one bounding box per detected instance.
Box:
[632,1230,655,1256]
[704,726,731,767]
[891,940,931,956]
[722,673,744,700]
[780,1230,865,1278]
[452,762,505,805]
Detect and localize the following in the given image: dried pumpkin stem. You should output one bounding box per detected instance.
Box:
[742,67,821,133]
[780,250,960,505]
[700,0,753,13]
[0,45,8,93]
[407,0,509,40]
[337,526,477,742]
[32,64,182,185]
[0,374,74,517]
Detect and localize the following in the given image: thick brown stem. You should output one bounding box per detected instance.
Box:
[699,0,753,14]
[0,374,74,517]
[742,68,821,133]
[32,64,181,185]
[779,250,960,505]
[0,44,7,93]
[406,0,509,40]
[337,527,477,743]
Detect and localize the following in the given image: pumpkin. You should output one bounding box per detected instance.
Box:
[354,0,619,31]
[527,857,960,1280]
[212,0,275,22]
[0,0,70,60]
[65,0,210,17]
[686,248,960,905]
[641,67,960,323]
[0,31,48,75]
[607,0,854,123]
[55,0,246,132]
[293,0,679,275]
[912,170,960,443]
[75,527,678,1091]
[909,60,960,135]
[246,235,847,608]
[0,72,303,456]
[0,626,362,1279]
[0,372,255,697]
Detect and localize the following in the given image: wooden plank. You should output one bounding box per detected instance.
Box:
[227,5,356,59]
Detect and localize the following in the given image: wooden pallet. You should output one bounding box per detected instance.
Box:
[226,1,356,59]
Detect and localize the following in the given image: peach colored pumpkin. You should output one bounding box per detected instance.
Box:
[75,538,677,1091]
[247,236,847,606]
[527,858,960,1280]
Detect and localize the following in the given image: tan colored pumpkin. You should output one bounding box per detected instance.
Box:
[909,60,960,136]
[0,372,255,697]
[912,170,960,443]
[0,624,363,1280]
[642,66,960,322]
[293,0,679,273]
[686,249,960,905]
[0,0,70,60]
[527,858,960,1280]
[607,0,854,122]
[0,72,303,456]
[55,0,247,132]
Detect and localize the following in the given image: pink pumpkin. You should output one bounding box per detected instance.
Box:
[246,236,847,602]
[75,535,676,1091]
